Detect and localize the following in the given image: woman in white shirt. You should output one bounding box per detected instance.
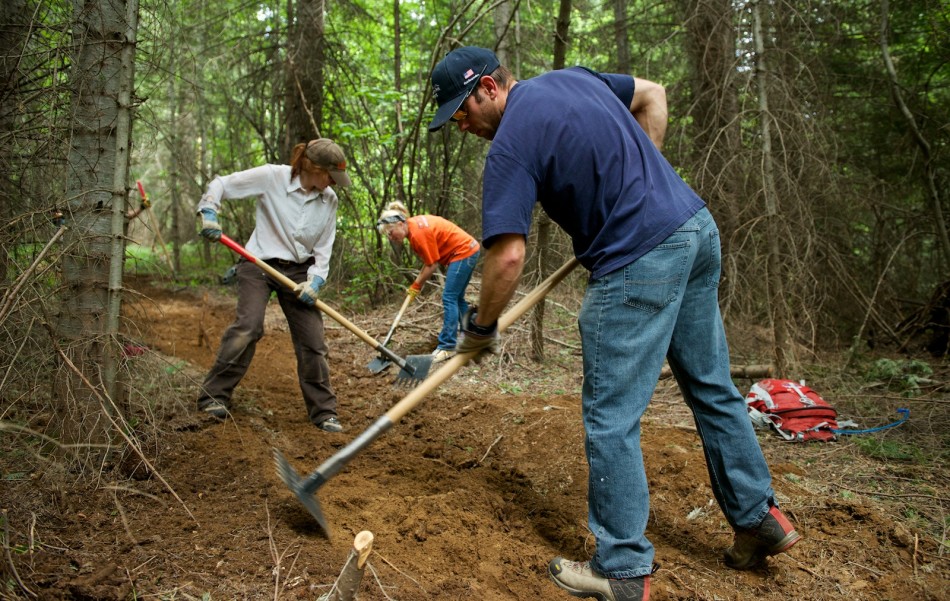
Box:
[194,139,350,432]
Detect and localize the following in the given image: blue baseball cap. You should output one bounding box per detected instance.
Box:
[428,46,500,132]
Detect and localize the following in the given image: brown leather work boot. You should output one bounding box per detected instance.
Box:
[725,505,801,569]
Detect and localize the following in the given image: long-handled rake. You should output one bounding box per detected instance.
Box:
[275,257,580,537]
[218,234,433,385]
[366,293,413,374]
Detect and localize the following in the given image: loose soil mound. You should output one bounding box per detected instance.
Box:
[2,277,946,600]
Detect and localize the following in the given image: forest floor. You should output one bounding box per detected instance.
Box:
[2,273,948,600]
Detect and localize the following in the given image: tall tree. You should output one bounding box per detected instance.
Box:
[674,0,751,328]
[285,0,326,155]
[55,0,139,457]
[0,0,33,225]
[612,0,630,73]
[677,0,742,253]
[530,0,572,362]
[750,0,791,375]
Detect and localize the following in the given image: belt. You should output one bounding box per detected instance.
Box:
[263,257,315,267]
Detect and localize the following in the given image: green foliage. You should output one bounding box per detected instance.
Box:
[6,0,950,364]
[864,358,934,395]
[851,437,924,463]
[499,382,524,395]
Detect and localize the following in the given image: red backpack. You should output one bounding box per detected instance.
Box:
[745,379,839,442]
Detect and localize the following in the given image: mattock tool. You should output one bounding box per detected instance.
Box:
[217,234,432,385]
[275,257,581,537]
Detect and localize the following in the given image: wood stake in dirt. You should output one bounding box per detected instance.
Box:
[322,530,374,601]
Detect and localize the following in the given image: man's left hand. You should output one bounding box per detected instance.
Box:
[456,307,498,357]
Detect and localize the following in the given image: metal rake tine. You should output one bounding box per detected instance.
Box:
[273,449,331,537]
[274,449,297,484]
[394,357,431,387]
[392,374,418,388]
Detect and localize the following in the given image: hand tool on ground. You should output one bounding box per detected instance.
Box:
[218,234,432,385]
[135,181,174,270]
[366,293,413,374]
[275,257,580,537]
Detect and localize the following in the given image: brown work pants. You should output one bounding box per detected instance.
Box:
[196,259,337,425]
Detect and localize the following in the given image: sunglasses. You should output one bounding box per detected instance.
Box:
[376,215,406,230]
[449,65,489,123]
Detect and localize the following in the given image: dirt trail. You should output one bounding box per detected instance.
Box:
[5,277,946,600]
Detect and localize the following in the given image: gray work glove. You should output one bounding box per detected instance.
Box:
[455,307,498,358]
[198,208,222,241]
[294,275,325,307]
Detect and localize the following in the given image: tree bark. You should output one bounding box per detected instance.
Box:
[166,27,182,272]
[751,0,791,377]
[551,0,571,72]
[493,0,513,64]
[530,0,571,362]
[393,0,405,202]
[285,0,326,156]
[677,0,741,244]
[325,530,374,601]
[612,0,629,72]
[56,0,139,458]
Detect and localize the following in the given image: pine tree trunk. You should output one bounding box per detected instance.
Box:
[751,0,791,376]
[530,0,572,361]
[676,0,742,317]
[677,0,741,241]
[612,0,629,72]
[285,0,326,154]
[55,0,138,462]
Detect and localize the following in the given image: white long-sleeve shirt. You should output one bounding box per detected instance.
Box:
[197,164,337,280]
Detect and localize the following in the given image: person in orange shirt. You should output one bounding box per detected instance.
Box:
[377,201,480,362]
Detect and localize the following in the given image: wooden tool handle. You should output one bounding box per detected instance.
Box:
[384,257,580,423]
[380,293,413,347]
[218,235,386,350]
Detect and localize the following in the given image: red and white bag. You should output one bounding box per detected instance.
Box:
[745,379,839,442]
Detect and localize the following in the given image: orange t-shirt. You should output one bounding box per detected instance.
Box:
[407,215,479,266]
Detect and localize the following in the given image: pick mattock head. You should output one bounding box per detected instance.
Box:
[274,449,330,538]
[366,355,392,374]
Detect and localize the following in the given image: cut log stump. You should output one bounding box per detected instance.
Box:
[320,530,374,601]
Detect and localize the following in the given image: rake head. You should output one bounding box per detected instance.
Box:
[274,449,330,538]
[394,354,433,387]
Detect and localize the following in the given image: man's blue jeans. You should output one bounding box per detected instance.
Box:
[436,251,479,350]
[579,207,775,579]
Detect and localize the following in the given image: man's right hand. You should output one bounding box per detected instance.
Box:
[407,282,421,300]
[199,208,222,241]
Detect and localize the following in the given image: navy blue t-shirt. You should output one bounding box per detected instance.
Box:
[481,67,704,278]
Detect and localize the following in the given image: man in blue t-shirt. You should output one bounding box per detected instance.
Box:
[429,46,800,601]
